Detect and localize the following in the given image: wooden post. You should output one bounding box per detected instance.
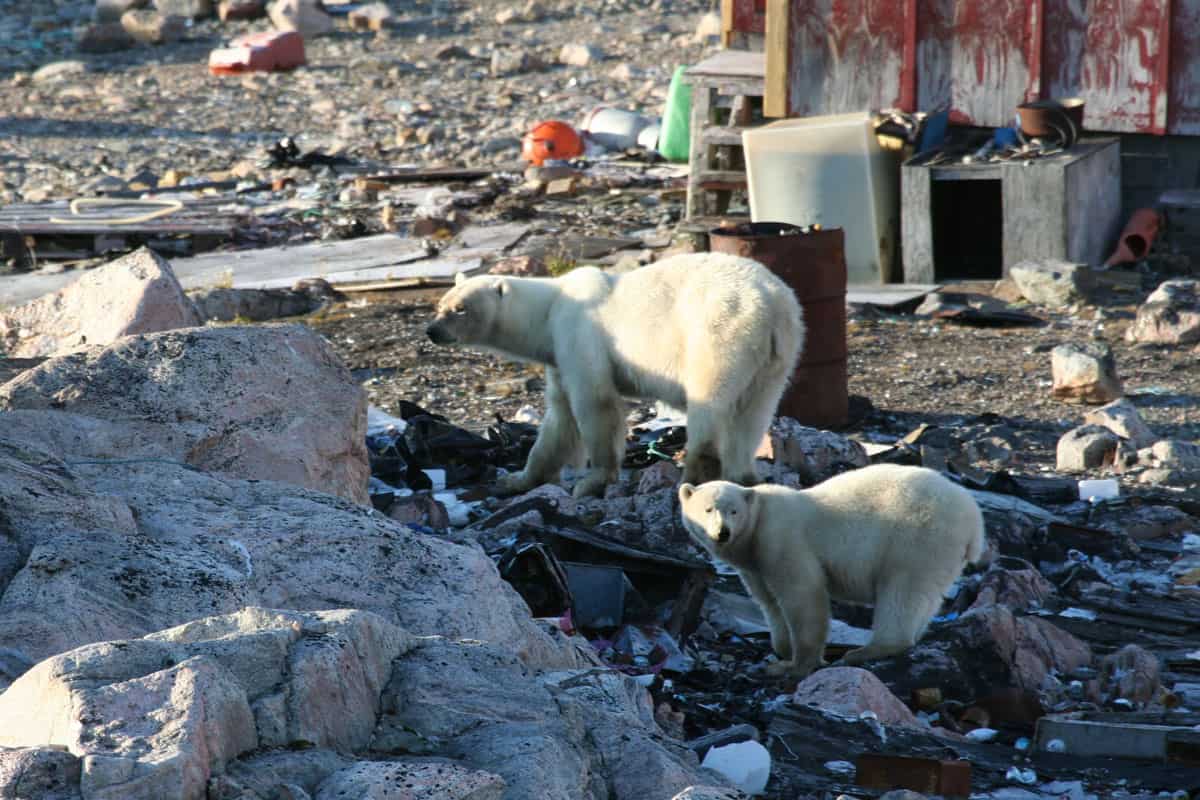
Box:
[764,0,789,117]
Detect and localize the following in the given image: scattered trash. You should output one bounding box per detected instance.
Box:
[521,120,585,166]
[1078,479,1119,502]
[1006,766,1038,785]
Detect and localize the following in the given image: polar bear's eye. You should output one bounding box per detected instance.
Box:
[730,509,738,515]
[452,307,468,315]
[705,507,713,514]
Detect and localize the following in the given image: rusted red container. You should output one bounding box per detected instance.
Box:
[709,222,848,429]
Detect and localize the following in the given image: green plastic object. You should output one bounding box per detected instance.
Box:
[658,65,693,163]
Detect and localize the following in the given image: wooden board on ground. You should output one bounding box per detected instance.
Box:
[0,198,241,237]
[846,284,941,309]
[0,224,531,308]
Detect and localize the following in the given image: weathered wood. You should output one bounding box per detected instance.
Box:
[346,167,494,186]
[900,163,935,284]
[764,0,788,118]
[0,199,240,237]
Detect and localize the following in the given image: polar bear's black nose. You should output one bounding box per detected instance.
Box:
[426,323,453,345]
[717,525,731,543]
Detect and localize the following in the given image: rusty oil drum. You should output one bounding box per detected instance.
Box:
[708,222,848,429]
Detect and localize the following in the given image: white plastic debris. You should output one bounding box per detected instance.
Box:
[513,405,543,425]
[1045,738,1066,753]
[966,727,1000,742]
[366,405,408,435]
[823,760,855,775]
[1058,607,1098,621]
[434,491,477,528]
[700,740,771,796]
[1014,736,1031,752]
[1078,478,1119,502]
[421,469,447,491]
[1006,766,1038,785]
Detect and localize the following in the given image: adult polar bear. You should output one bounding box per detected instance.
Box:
[425,252,804,498]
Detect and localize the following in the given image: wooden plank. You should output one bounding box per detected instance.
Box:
[764,0,789,117]
[1064,139,1122,266]
[685,49,765,80]
[0,199,241,237]
[901,163,935,284]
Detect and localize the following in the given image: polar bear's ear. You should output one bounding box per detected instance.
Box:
[454,272,467,286]
[495,278,510,296]
[678,483,695,502]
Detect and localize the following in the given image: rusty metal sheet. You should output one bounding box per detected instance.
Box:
[785,0,908,117]
[1043,0,1172,134]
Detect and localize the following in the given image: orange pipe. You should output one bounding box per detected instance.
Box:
[1105,208,1163,267]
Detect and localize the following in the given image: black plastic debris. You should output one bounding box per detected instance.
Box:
[262,136,353,170]
[495,539,574,620]
[624,425,687,469]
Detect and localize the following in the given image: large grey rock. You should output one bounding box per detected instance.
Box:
[314,761,505,800]
[0,247,202,358]
[77,21,136,52]
[0,747,82,800]
[371,637,716,800]
[1009,259,1094,308]
[1082,397,1156,448]
[1050,342,1123,404]
[1056,425,1120,472]
[0,426,571,670]
[1126,279,1200,345]
[0,324,370,504]
[0,609,405,800]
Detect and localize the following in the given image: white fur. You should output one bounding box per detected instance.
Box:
[678,464,986,677]
[426,252,805,498]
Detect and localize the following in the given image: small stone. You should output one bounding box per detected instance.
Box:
[154,0,213,18]
[386,495,450,530]
[217,0,265,20]
[1082,398,1155,448]
[1050,342,1123,404]
[32,60,87,84]
[268,0,332,37]
[435,44,472,60]
[94,0,149,23]
[121,9,186,44]
[1055,425,1119,473]
[1010,259,1094,308]
[545,176,578,196]
[608,62,640,82]
[1126,279,1200,345]
[490,47,539,77]
[494,6,519,24]
[521,0,545,21]
[558,42,604,67]
[792,667,922,728]
[77,22,135,53]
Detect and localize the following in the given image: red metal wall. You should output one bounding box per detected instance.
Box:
[783,0,1200,135]
[731,0,768,34]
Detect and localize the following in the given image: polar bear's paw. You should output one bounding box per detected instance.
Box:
[495,471,539,497]
[571,472,610,499]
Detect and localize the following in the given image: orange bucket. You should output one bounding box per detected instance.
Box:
[521,120,584,166]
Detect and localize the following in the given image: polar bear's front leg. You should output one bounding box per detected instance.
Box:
[763,580,830,678]
[739,571,792,660]
[496,368,581,496]
[563,383,624,499]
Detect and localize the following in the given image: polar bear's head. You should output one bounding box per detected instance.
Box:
[426,273,510,346]
[678,481,757,561]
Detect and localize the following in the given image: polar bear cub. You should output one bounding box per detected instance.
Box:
[425,252,804,498]
[679,464,986,677]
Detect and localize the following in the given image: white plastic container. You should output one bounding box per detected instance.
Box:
[580,107,652,150]
[741,112,899,284]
